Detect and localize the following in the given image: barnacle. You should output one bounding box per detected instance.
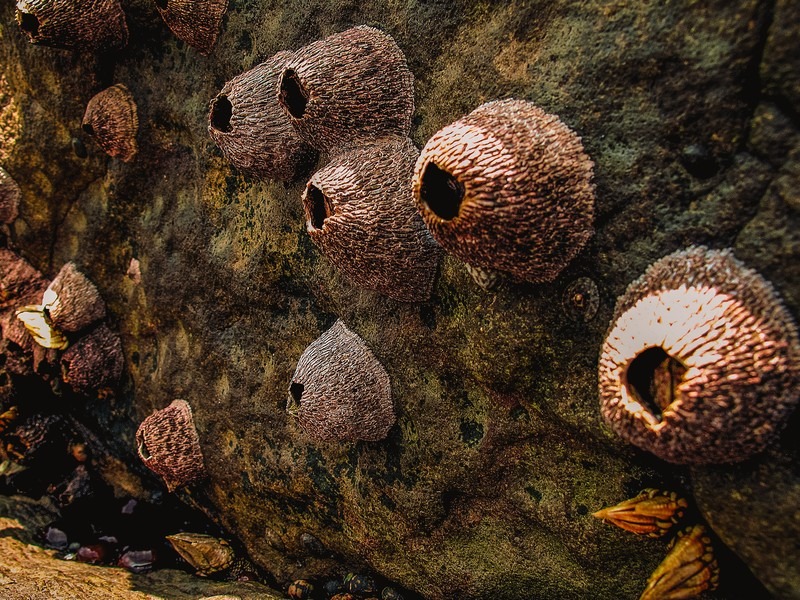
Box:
[0,167,20,225]
[464,263,503,292]
[0,248,48,311]
[82,84,138,163]
[154,0,228,55]
[593,488,688,538]
[562,277,600,322]
[42,262,106,334]
[15,0,128,51]
[14,305,68,350]
[165,533,234,575]
[60,324,124,394]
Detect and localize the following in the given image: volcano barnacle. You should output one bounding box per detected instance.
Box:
[0,167,20,225]
[42,262,106,334]
[593,488,689,538]
[15,0,128,51]
[154,0,228,55]
[82,84,139,163]
[598,246,800,464]
[412,99,595,283]
[60,324,123,394]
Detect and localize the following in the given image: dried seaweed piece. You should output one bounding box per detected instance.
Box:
[593,488,689,538]
[82,84,138,162]
[413,99,595,283]
[0,167,20,225]
[15,0,128,51]
[43,262,105,333]
[288,320,394,442]
[303,136,442,302]
[136,399,205,491]
[155,0,228,55]
[166,533,234,575]
[60,324,123,394]
[208,51,317,181]
[599,246,800,464]
[278,26,415,152]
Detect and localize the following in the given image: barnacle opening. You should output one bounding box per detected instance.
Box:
[210,95,233,133]
[137,438,151,460]
[419,161,465,220]
[625,346,686,422]
[82,123,95,137]
[278,69,308,119]
[290,382,304,403]
[16,11,40,39]
[305,185,333,230]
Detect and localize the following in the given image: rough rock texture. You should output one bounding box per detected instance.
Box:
[0,1,798,599]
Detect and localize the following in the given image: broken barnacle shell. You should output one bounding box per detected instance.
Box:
[136,399,206,491]
[0,167,20,225]
[593,488,688,538]
[166,532,234,576]
[42,262,106,334]
[60,324,123,394]
[412,99,595,283]
[288,320,394,442]
[15,0,128,51]
[15,305,68,350]
[154,0,228,55]
[302,136,442,302]
[82,84,138,163]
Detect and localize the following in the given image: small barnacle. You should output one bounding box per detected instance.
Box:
[562,276,600,322]
[593,488,688,538]
[154,0,228,55]
[60,324,123,394]
[42,262,106,334]
[287,320,394,442]
[0,167,21,225]
[464,263,503,292]
[136,399,206,491]
[302,136,442,302]
[15,0,128,51]
[412,99,595,283]
[639,524,719,600]
[599,246,800,464]
[287,580,314,600]
[208,51,318,181]
[82,84,138,163]
[126,257,141,285]
[166,532,234,575]
[277,26,415,152]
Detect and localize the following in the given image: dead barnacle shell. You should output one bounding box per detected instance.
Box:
[60,324,123,394]
[14,305,68,350]
[166,533,234,575]
[639,524,719,600]
[413,99,595,283]
[562,276,600,322]
[82,84,138,163]
[288,320,394,442]
[154,0,228,55]
[464,263,503,291]
[599,246,800,464]
[593,488,689,538]
[0,167,20,225]
[277,26,415,152]
[136,399,206,491]
[43,262,106,333]
[15,0,128,51]
[302,136,442,301]
[208,51,317,181]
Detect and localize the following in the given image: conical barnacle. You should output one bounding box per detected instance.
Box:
[60,324,123,394]
[302,136,442,302]
[0,248,48,311]
[0,167,20,225]
[593,488,688,538]
[42,262,106,334]
[166,533,234,575]
[599,246,800,464]
[136,399,205,491]
[154,0,228,55]
[15,0,128,51]
[288,320,394,442]
[208,51,317,181]
[82,84,138,162]
[277,26,415,152]
[639,525,719,600]
[412,99,595,283]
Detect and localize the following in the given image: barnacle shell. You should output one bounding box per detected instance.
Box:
[15,305,68,350]
[562,276,600,322]
[208,51,317,181]
[288,320,394,442]
[166,532,234,575]
[43,262,106,333]
[82,84,138,162]
[593,488,688,538]
[303,136,442,302]
[639,525,719,600]
[464,263,503,291]
[288,580,314,600]
[278,26,415,151]
[136,399,206,491]
[0,167,20,225]
[154,0,228,55]
[15,0,128,51]
[412,99,595,283]
[0,248,48,311]
[60,324,124,394]
[599,246,800,464]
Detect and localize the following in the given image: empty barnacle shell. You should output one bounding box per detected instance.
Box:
[288,320,394,442]
[639,524,719,600]
[60,324,123,394]
[599,246,800,464]
[82,84,138,162]
[208,51,317,181]
[302,136,442,302]
[14,305,68,350]
[166,533,234,575]
[42,262,106,334]
[15,0,128,51]
[593,488,688,538]
[0,167,20,225]
[154,0,228,55]
[412,99,595,283]
[277,26,415,152]
[136,399,206,491]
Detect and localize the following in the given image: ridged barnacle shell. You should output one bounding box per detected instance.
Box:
[0,248,47,311]
[42,262,106,334]
[302,136,442,302]
[639,524,719,600]
[154,0,228,55]
[593,488,689,538]
[412,99,595,283]
[208,51,317,181]
[287,320,394,442]
[136,399,206,491]
[277,26,415,152]
[15,0,128,51]
[0,167,20,225]
[60,324,123,394]
[165,532,234,575]
[599,246,800,464]
[82,84,138,163]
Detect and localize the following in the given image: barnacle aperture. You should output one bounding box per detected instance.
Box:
[15,0,128,51]
[0,167,21,225]
[593,488,688,538]
[82,84,139,163]
[154,0,228,55]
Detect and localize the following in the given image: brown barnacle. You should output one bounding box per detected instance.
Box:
[0,248,49,311]
[136,399,206,491]
[42,261,106,334]
[598,246,800,464]
[82,84,138,162]
[412,99,595,283]
[277,26,415,152]
[15,0,128,51]
[208,51,318,181]
[0,167,20,225]
[287,320,394,442]
[562,276,600,322]
[154,0,229,55]
[165,532,234,576]
[593,488,688,538]
[60,324,123,394]
[302,136,442,302]
[639,524,719,600]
